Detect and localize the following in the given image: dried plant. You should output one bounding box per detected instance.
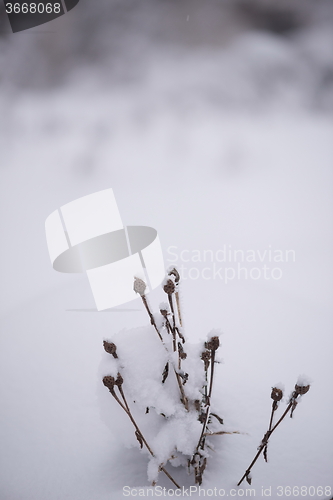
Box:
[134,272,189,410]
[190,335,221,485]
[102,371,181,488]
[238,380,311,486]
[100,268,311,489]
[102,268,225,487]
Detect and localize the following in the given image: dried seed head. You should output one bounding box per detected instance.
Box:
[163,279,175,295]
[102,375,115,391]
[206,336,220,351]
[160,308,168,317]
[168,267,180,283]
[271,387,283,401]
[133,277,146,296]
[295,383,310,395]
[103,340,118,358]
[115,373,123,387]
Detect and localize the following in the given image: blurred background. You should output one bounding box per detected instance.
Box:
[0,0,333,105]
[0,1,333,499]
[1,0,333,312]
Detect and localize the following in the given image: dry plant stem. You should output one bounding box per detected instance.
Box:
[167,293,178,356]
[141,294,189,411]
[167,293,185,372]
[165,316,177,353]
[165,327,188,410]
[109,385,181,489]
[207,350,215,404]
[165,317,181,369]
[195,350,216,454]
[166,295,189,409]
[237,395,298,486]
[175,371,189,410]
[270,395,296,432]
[175,291,182,326]
[141,295,163,342]
[168,268,182,327]
[202,356,209,405]
[168,293,176,332]
[263,400,278,462]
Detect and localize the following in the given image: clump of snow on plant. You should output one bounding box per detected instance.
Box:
[297,374,312,387]
[98,323,222,482]
[159,302,169,312]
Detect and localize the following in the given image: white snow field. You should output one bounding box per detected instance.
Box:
[1,22,333,500]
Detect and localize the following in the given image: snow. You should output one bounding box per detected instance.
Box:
[274,382,285,391]
[296,374,312,387]
[1,11,333,500]
[159,302,169,312]
[97,308,226,488]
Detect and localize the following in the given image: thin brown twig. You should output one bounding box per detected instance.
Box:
[105,380,181,489]
[167,268,183,328]
[175,291,182,327]
[140,293,189,411]
[263,400,278,462]
[167,293,189,406]
[165,316,177,353]
[190,338,220,485]
[237,392,298,486]
[141,295,163,342]
[194,349,216,454]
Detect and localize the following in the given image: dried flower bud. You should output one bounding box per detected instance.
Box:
[271,387,283,401]
[115,373,123,386]
[133,277,146,296]
[168,268,180,283]
[160,308,168,317]
[103,341,118,358]
[102,375,115,391]
[295,383,310,395]
[163,279,175,295]
[205,336,220,351]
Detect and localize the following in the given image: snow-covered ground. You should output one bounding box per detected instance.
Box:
[1,20,333,500]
